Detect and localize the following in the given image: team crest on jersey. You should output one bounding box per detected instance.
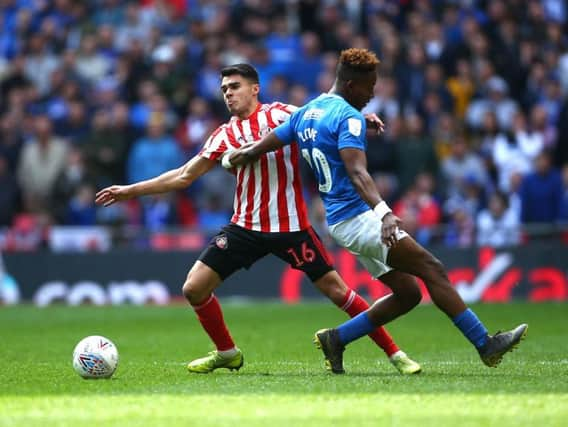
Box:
[215,235,228,250]
[348,118,362,136]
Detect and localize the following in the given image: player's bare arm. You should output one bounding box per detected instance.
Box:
[225,132,285,167]
[95,155,216,207]
[339,147,400,247]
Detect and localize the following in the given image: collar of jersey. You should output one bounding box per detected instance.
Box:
[323,92,344,100]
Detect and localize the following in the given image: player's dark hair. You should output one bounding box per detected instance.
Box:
[220,64,259,83]
[336,48,380,82]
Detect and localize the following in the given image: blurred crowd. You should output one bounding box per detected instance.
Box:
[1,0,568,251]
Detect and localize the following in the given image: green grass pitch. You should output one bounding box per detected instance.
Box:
[1,302,567,427]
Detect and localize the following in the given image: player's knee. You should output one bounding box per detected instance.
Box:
[181,280,194,302]
[182,278,206,305]
[327,284,348,306]
[423,254,446,281]
[398,277,422,310]
[406,281,422,308]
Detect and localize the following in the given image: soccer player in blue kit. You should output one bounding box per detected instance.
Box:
[226,48,528,374]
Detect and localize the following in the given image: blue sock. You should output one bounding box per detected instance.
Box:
[337,312,375,345]
[453,308,489,349]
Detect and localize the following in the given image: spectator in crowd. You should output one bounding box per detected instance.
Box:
[175,97,216,157]
[444,205,475,248]
[431,112,456,161]
[56,100,89,142]
[141,194,176,232]
[82,108,130,188]
[394,114,439,193]
[74,33,113,85]
[0,112,24,172]
[150,43,184,103]
[446,59,475,119]
[398,41,427,110]
[51,147,94,224]
[492,111,543,192]
[559,165,568,223]
[529,104,557,151]
[393,172,441,246]
[362,75,400,122]
[23,34,58,96]
[466,76,520,131]
[127,112,183,184]
[444,172,487,227]
[441,134,489,199]
[65,183,97,226]
[477,191,521,248]
[197,194,231,236]
[292,32,324,93]
[0,154,19,226]
[264,74,290,104]
[17,115,68,215]
[114,2,149,51]
[520,150,563,224]
[0,54,31,103]
[265,16,301,80]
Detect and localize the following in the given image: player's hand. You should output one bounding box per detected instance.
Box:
[364,113,385,135]
[380,212,402,248]
[226,147,259,167]
[95,185,134,207]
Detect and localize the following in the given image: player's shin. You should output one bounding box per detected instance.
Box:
[337,289,399,356]
[452,308,489,349]
[192,294,237,352]
[336,311,376,345]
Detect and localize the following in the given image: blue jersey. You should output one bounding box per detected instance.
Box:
[274,93,370,225]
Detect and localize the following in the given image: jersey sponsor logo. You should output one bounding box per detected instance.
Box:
[215,235,228,250]
[302,108,324,120]
[348,118,362,136]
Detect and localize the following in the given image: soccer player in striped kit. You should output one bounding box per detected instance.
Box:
[95,63,420,374]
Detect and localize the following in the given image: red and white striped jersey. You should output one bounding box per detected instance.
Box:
[198,102,311,233]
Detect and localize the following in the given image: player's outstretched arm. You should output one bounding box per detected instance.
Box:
[340,147,400,247]
[224,132,285,168]
[95,155,216,207]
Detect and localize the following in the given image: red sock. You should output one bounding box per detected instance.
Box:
[192,294,235,351]
[338,289,400,357]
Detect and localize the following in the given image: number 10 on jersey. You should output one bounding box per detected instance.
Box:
[301,148,333,193]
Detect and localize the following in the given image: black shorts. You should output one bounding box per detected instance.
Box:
[198,223,334,282]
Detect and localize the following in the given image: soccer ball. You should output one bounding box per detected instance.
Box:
[72,335,119,379]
